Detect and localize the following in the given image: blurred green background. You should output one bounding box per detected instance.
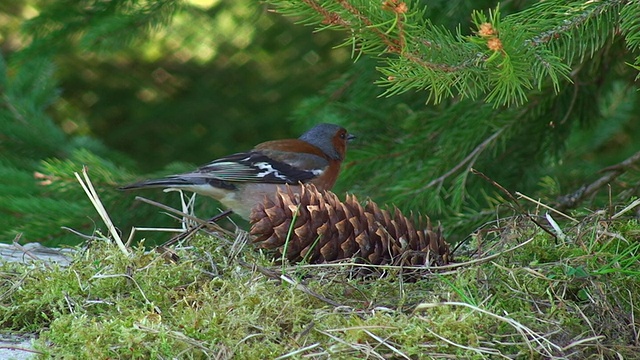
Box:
[0,0,359,245]
[2,0,638,246]
[1,0,350,169]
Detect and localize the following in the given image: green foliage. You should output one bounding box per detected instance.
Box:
[269,0,634,106]
[621,1,640,51]
[1,0,639,248]
[0,58,64,160]
[2,0,640,356]
[0,0,348,244]
[8,0,350,171]
[619,0,640,77]
[0,53,140,244]
[21,0,180,56]
[277,0,640,240]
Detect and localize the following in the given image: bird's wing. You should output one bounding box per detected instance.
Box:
[119,150,329,191]
[192,150,328,184]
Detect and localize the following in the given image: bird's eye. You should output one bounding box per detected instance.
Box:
[339,132,346,139]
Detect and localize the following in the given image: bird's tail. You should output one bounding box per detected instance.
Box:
[119,176,235,191]
[118,177,201,191]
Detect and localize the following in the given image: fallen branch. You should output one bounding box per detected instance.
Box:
[555,150,640,211]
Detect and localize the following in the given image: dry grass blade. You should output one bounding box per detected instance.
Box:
[133,324,215,356]
[612,198,640,219]
[423,327,509,359]
[545,213,568,243]
[285,234,536,273]
[74,166,129,256]
[236,259,356,312]
[165,189,199,231]
[362,329,410,360]
[273,343,321,360]
[415,301,565,358]
[516,192,578,223]
[130,196,235,250]
[134,196,233,235]
[91,273,152,305]
[135,196,212,229]
[316,329,386,360]
[278,274,345,309]
[228,229,249,261]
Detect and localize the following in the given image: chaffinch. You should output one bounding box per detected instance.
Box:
[120,123,354,220]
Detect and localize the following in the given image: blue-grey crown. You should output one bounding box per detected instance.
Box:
[298,123,345,160]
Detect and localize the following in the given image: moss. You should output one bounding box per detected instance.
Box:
[1,215,639,358]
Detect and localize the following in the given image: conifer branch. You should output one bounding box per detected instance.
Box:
[300,0,349,27]
[302,0,458,72]
[421,128,504,190]
[270,0,634,104]
[1,93,27,125]
[524,0,626,48]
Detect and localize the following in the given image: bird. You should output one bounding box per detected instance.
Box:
[120,123,355,220]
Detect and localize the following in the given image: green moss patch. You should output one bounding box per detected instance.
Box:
[1,214,639,358]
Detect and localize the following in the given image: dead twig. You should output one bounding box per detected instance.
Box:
[0,345,44,355]
[471,168,521,209]
[469,169,560,242]
[161,210,233,248]
[555,149,640,211]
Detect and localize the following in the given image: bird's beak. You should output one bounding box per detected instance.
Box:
[347,134,356,142]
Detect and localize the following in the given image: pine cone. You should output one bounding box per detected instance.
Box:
[250,184,450,267]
